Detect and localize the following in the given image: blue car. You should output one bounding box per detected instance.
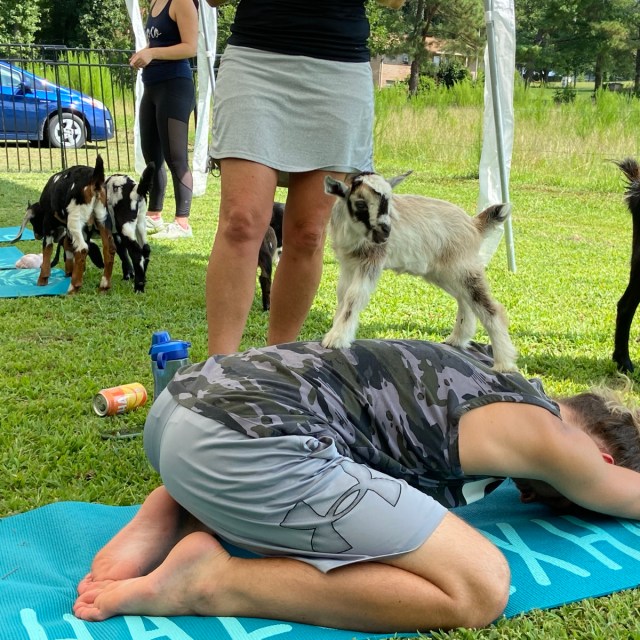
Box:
[0,61,114,148]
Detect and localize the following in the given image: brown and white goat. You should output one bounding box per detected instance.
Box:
[322,171,518,372]
[613,158,640,372]
[13,155,114,294]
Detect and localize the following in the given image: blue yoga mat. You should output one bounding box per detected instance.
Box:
[0,226,35,242]
[0,246,24,269]
[0,267,69,298]
[1,482,640,640]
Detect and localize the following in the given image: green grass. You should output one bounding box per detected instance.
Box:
[2,91,640,638]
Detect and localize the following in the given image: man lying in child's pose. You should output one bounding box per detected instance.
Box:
[74,339,640,634]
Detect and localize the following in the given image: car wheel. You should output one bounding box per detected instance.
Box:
[47,113,87,149]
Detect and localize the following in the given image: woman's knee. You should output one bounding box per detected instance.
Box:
[218,205,271,246]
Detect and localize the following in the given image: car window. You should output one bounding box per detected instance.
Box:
[0,67,21,90]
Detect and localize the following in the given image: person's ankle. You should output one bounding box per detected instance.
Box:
[148,213,163,220]
[175,218,191,230]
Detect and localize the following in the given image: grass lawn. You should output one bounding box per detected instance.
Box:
[2,92,640,637]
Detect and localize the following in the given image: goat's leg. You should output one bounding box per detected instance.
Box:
[322,259,382,349]
[63,236,74,277]
[68,249,88,294]
[445,299,477,347]
[115,234,134,281]
[37,240,54,286]
[613,255,640,372]
[451,269,517,372]
[124,237,149,293]
[97,225,116,291]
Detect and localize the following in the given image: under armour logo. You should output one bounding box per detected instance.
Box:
[280,461,401,553]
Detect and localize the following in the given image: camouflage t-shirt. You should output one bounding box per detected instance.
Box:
[168,340,561,508]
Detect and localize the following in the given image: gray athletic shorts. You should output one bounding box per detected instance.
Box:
[144,389,447,572]
[210,45,375,188]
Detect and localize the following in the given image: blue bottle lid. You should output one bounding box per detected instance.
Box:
[149,334,191,370]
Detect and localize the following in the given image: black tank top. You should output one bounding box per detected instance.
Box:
[228,0,370,63]
[143,0,193,84]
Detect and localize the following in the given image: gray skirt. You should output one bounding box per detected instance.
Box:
[211,45,375,186]
[144,389,447,573]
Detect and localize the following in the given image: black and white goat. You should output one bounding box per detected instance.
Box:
[104,163,154,293]
[322,171,518,372]
[613,158,640,372]
[257,202,284,311]
[13,155,113,294]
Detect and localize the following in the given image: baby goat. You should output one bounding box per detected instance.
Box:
[322,171,518,372]
[104,163,154,293]
[257,202,284,311]
[613,158,640,372]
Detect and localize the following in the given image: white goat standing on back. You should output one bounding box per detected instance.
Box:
[322,171,518,372]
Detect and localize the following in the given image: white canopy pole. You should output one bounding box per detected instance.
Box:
[125,0,214,195]
[124,0,146,176]
[192,3,217,195]
[478,0,516,272]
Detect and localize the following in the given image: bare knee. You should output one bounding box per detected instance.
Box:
[284,222,327,255]
[452,548,510,628]
[218,205,270,247]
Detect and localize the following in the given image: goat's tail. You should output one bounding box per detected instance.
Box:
[473,203,511,236]
[93,154,105,188]
[137,161,156,201]
[614,158,640,222]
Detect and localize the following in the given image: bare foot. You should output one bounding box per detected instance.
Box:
[74,532,230,621]
[77,486,209,594]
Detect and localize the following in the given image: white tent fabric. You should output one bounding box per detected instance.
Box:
[478,0,516,271]
[124,0,216,197]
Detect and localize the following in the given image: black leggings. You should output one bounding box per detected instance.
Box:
[139,77,195,217]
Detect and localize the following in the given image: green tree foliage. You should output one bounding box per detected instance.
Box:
[516,0,640,88]
[0,1,41,45]
[367,0,484,95]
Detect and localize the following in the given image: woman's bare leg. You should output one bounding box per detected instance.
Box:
[206,159,278,355]
[267,170,343,345]
[73,512,510,633]
[76,486,210,594]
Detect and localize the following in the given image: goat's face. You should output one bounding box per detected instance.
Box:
[325,171,412,245]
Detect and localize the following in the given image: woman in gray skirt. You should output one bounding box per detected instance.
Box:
[204,0,405,355]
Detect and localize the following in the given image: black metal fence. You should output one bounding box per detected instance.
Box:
[0,43,198,174]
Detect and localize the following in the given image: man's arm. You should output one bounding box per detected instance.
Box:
[459,403,640,519]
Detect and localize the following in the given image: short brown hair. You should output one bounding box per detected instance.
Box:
[560,381,640,472]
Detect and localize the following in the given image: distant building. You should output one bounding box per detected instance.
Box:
[371,36,482,88]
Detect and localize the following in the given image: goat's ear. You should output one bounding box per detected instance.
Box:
[387,170,413,190]
[324,175,349,199]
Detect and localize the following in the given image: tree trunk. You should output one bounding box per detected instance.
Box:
[594,55,603,92]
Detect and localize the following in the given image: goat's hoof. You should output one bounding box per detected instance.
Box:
[321,332,353,350]
[134,284,146,293]
[613,356,634,374]
[492,361,518,373]
[37,277,49,287]
[67,286,81,295]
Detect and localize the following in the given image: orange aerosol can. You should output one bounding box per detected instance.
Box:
[93,383,148,417]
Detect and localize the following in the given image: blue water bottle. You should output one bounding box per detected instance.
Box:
[149,331,192,401]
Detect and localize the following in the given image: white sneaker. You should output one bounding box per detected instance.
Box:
[145,216,166,234]
[152,221,193,239]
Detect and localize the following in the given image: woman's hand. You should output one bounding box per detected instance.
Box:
[129,48,154,69]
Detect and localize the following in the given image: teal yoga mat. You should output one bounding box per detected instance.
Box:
[0,226,35,242]
[0,246,24,269]
[0,267,69,297]
[1,482,640,640]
